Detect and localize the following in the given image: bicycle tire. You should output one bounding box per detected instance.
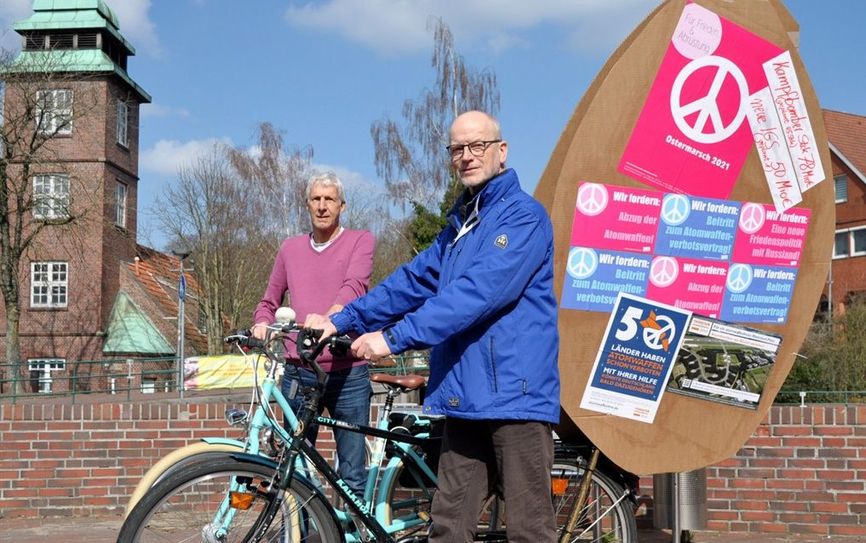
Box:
[378,455,435,540]
[551,459,637,543]
[125,443,246,517]
[379,455,510,542]
[118,455,341,543]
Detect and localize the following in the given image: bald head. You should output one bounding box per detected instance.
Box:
[449,111,508,192]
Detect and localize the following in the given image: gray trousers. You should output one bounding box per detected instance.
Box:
[429,418,556,543]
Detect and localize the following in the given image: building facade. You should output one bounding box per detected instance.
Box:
[823,109,866,315]
[0,1,205,395]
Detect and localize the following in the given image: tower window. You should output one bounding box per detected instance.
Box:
[30,261,68,308]
[48,33,74,50]
[116,99,129,147]
[36,89,73,136]
[78,33,98,48]
[33,174,70,220]
[115,181,128,228]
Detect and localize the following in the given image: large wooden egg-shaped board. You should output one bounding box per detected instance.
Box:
[537,0,833,474]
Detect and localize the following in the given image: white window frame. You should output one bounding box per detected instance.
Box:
[851,226,866,257]
[36,89,73,136]
[834,174,848,204]
[28,358,66,394]
[115,181,128,228]
[116,99,128,147]
[833,229,849,259]
[30,261,68,308]
[32,174,70,220]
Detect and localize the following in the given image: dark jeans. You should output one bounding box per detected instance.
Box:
[282,364,372,497]
[430,418,555,543]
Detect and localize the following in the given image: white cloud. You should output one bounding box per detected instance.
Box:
[140,102,191,119]
[140,138,232,176]
[284,0,657,56]
[106,0,162,57]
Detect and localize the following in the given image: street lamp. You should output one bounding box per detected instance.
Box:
[172,249,191,399]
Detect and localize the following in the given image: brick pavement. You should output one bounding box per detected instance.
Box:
[1,516,862,543]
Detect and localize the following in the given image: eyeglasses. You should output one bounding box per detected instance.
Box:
[446,140,501,161]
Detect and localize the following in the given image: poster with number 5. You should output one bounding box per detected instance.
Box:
[580,293,691,424]
[618,2,783,199]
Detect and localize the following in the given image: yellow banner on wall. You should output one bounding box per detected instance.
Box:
[184,354,268,390]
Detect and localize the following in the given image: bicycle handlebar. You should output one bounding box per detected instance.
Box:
[223,318,354,386]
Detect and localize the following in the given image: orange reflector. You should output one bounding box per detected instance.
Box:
[551,478,569,496]
[230,491,256,510]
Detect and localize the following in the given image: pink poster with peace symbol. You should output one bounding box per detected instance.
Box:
[644,256,728,318]
[570,182,662,253]
[618,2,783,199]
[732,203,810,266]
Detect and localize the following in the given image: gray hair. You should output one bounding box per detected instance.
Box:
[305,171,345,202]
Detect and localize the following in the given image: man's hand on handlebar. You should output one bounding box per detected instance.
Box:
[251,322,269,341]
[304,313,337,338]
[352,331,392,363]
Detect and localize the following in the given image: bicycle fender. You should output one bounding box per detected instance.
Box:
[201,437,246,447]
[125,442,247,518]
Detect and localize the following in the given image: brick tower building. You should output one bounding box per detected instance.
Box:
[0,0,152,392]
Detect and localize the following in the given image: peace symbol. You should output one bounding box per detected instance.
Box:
[670,55,749,144]
[576,183,609,217]
[643,315,677,351]
[738,203,766,234]
[650,256,679,287]
[662,194,691,226]
[726,264,753,293]
[567,247,598,280]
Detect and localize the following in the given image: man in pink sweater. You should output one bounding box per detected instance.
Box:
[252,172,375,498]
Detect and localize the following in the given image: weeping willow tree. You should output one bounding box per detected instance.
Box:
[370,18,500,254]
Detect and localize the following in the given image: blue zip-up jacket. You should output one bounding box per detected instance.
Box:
[331,169,560,424]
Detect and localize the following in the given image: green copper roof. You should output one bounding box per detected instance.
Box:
[9,49,152,102]
[103,292,174,355]
[14,0,135,55]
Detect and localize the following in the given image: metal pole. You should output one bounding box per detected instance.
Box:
[827,257,833,323]
[176,256,187,400]
[672,472,680,543]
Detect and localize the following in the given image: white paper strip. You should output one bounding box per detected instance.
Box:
[746,87,802,213]
[763,50,825,191]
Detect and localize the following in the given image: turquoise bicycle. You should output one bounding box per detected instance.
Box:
[119,316,638,542]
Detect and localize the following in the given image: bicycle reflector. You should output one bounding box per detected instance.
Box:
[229,491,256,510]
[551,477,569,496]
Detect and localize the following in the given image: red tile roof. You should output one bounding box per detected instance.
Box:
[823,109,866,182]
[123,245,209,355]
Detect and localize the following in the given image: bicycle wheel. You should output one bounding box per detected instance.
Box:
[378,455,435,539]
[125,443,247,517]
[118,456,341,543]
[551,459,637,543]
[380,455,508,542]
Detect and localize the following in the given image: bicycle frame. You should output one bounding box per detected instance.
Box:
[203,326,441,543]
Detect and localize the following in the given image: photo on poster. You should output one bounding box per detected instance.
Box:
[665,315,780,409]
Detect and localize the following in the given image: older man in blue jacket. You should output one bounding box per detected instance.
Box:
[311,110,560,542]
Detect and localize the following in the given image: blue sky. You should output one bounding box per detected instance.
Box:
[2,1,864,249]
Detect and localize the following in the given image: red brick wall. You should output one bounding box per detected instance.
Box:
[1,399,864,537]
[638,404,866,538]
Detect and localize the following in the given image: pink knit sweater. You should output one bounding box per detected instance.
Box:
[253,229,375,371]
